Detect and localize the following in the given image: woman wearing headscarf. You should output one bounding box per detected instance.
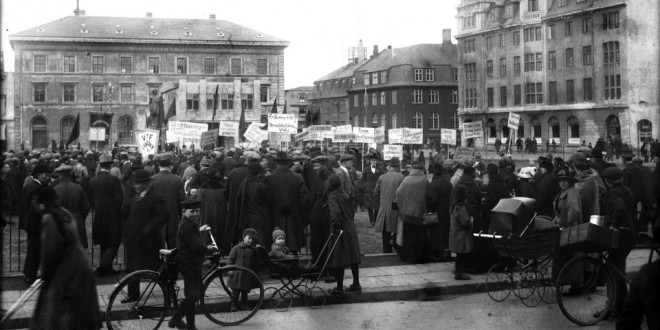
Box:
[396,162,431,263]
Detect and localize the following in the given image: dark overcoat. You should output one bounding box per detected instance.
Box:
[19,179,46,232]
[151,169,185,249]
[264,167,310,252]
[373,171,404,233]
[448,202,474,254]
[427,174,453,251]
[226,165,250,246]
[123,187,168,272]
[53,178,90,248]
[451,175,482,227]
[198,180,229,251]
[227,242,261,290]
[362,164,384,210]
[89,171,123,246]
[236,176,273,247]
[482,175,511,230]
[536,171,560,218]
[327,188,361,268]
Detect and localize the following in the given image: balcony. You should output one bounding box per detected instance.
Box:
[524,11,541,21]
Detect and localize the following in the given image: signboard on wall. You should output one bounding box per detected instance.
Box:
[89,127,106,141]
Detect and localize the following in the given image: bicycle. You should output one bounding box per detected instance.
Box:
[105,227,264,329]
[555,231,660,326]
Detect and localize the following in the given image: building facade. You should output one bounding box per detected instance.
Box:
[348,32,460,147]
[284,86,312,129]
[9,12,288,151]
[455,0,659,148]
[1,53,15,152]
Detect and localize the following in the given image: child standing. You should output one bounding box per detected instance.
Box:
[227,228,262,312]
[449,186,474,280]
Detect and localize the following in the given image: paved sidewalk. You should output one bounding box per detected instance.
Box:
[1,247,654,329]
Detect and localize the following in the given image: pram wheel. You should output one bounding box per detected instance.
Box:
[512,265,535,299]
[538,265,556,304]
[264,287,293,312]
[303,285,326,309]
[486,263,512,302]
[519,269,543,307]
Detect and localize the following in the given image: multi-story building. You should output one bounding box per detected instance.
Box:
[1,51,16,152]
[284,86,312,129]
[9,11,288,150]
[348,31,460,146]
[455,0,659,148]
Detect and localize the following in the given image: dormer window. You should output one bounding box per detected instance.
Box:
[36,28,45,32]
[256,34,264,38]
[80,24,88,34]
[115,25,123,34]
[185,31,192,36]
[150,31,158,35]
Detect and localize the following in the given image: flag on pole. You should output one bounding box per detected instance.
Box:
[282,101,287,114]
[155,83,179,129]
[271,98,278,114]
[211,85,219,122]
[304,109,313,128]
[238,105,246,142]
[66,113,80,147]
[164,95,176,125]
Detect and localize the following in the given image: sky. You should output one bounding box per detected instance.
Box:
[1,0,461,89]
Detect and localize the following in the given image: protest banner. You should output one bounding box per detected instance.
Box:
[218,121,239,137]
[374,126,386,144]
[507,112,521,130]
[462,121,483,139]
[88,127,106,141]
[334,125,353,134]
[135,129,160,159]
[165,130,178,144]
[200,129,218,147]
[294,130,309,143]
[440,128,457,145]
[402,128,423,144]
[267,114,297,134]
[333,133,354,143]
[383,144,403,160]
[353,127,375,143]
[454,146,475,159]
[388,128,403,144]
[309,130,325,141]
[168,121,208,146]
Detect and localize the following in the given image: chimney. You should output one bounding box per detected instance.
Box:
[373,45,379,57]
[442,29,452,44]
[146,12,153,18]
[353,58,359,64]
[209,14,216,20]
[387,45,392,50]
[78,10,86,16]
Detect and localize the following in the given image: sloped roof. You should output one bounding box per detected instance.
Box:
[482,3,521,30]
[356,43,458,73]
[316,59,368,82]
[10,15,288,47]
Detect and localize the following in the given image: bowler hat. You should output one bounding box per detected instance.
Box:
[180,197,202,209]
[273,151,291,162]
[31,164,51,176]
[132,169,152,183]
[388,157,401,167]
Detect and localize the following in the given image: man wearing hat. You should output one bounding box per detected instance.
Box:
[52,164,90,249]
[535,160,559,217]
[373,157,404,253]
[334,154,356,202]
[362,153,384,227]
[567,152,606,224]
[188,157,212,190]
[264,151,310,253]
[89,153,124,276]
[151,153,186,249]
[19,163,51,284]
[226,150,262,245]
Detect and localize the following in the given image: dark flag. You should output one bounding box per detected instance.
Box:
[238,105,246,142]
[164,95,176,125]
[156,97,165,129]
[304,109,313,128]
[66,113,80,147]
[282,101,287,114]
[312,109,321,125]
[261,98,277,130]
[271,98,278,114]
[211,84,219,122]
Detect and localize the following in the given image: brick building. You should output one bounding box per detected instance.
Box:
[455,0,659,148]
[9,12,288,150]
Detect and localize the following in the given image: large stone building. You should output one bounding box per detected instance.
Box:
[284,86,313,129]
[1,52,15,152]
[9,11,288,150]
[455,0,659,148]
[348,31,460,146]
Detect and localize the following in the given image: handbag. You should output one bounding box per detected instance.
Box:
[422,212,439,225]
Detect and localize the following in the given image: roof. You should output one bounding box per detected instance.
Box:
[316,59,368,82]
[10,15,289,47]
[482,3,521,31]
[285,86,313,92]
[357,44,457,73]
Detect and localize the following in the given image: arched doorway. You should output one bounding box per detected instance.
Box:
[31,116,48,149]
[606,115,621,138]
[486,118,496,139]
[638,119,652,144]
[499,118,510,140]
[91,120,109,150]
[567,116,580,144]
[530,116,542,139]
[548,117,560,143]
[118,115,135,145]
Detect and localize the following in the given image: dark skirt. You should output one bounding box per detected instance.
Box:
[399,221,443,263]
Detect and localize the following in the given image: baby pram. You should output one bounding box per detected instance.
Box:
[263,230,343,311]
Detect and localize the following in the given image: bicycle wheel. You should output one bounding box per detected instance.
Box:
[201,265,264,326]
[485,263,512,302]
[106,271,170,330]
[264,286,293,312]
[556,256,615,326]
[519,269,543,307]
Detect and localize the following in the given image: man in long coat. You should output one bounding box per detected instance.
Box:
[19,164,51,284]
[226,151,261,245]
[362,154,384,227]
[536,160,559,218]
[89,154,124,276]
[264,151,310,253]
[198,168,229,252]
[52,164,90,248]
[334,154,356,201]
[150,153,185,249]
[373,157,404,253]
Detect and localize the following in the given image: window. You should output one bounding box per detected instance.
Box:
[61,116,76,145]
[425,69,434,81]
[524,27,541,42]
[582,17,592,33]
[524,53,542,72]
[372,73,379,85]
[148,57,160,74]
[34,83,46,102]
[568,116,580,139]
[63,83,75,102]
[548,81,557,104]
[363,93,368,107]
[465,63,477,80]
[120,84,133,103]
[487,88,494,107]
[64,56,75,73]
[465,88,477,108]
[381,91,386,105]
[514,85,521,105]
[371,113,378,126]
[353,94,359,107]
[487,60,493,77]
[582,46,592,65]
[603,12,620,30]
[559,0,567,6]
[500,118,510,138]
[257,59,268,75]
[486,119,496,138]
[486,37,493,51]
[514,56,521,75]
[565,48,574,67]
[499,58,507,76]
[221,93,234,109]
[603,41,620,64]
[429,113,440,130]
[376,71,386,84]
[299,94,306,103]
[260,85,269,103]
[450,90,458,104]
[528,0,538,12]
[548,51,556,70]
[412,112,423,129]
[500,86,507,106]
[371,92,377,105]
[499,34,506,47]
[206,93,214,110]
[364,73,370,86]
[92,56,104,73]
[414,69,424,81]
[177,57,188,74]
[547,25,555,39]
[525,82,543,104]
[428,90,439,104]
[453,68,458,81]
[204,58,215,74]
[392,113,398,128]
[412,90,423,104]
[463,15,475,28]
[513,31,520,45]
[230,58,241,75]
[34,55,46,72]
[118,116,134,145]
[536,53,543,71]
[583,78,593,101]
[464,39,475,53]
[605,74,621,99]
[241,94,253,110]
[566,80,575,103]
[531,117,541,137]
[381,114,387,128]
[186,93,199,110]
[549,117,560,138]
[565,21,573,36]
[120,57,132,73]
[392,90,397,104]
[92,84,104,102]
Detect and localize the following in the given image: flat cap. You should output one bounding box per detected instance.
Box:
[600,167,623,180]
[339,154,355,162]
[243,150,261,160]
[180,197,202,209]
[53,164,73,173]
[310,155,329,164]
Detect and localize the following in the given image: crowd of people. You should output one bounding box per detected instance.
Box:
[2,138,660,328]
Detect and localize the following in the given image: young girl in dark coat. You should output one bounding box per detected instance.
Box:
[227,228,262,311]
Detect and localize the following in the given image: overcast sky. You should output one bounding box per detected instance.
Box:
[1,0,461,89]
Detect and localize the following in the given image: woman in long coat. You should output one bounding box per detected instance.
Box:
[198,168,229,252]
[552,169,582,281]
[427,163,453,260]
[327,174,361,295]
[32,188,100,329]
[373,158,404,253]
[236,163,273,248]
[395,162,430,263]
